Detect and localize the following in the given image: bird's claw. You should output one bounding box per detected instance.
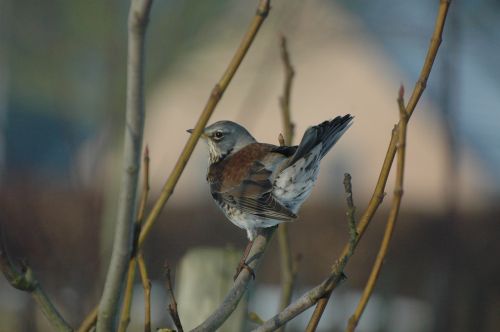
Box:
[233,262,255,281]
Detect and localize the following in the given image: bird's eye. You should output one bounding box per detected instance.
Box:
[214,131,224,140]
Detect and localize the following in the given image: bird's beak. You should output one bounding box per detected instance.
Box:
[187,128,207,139]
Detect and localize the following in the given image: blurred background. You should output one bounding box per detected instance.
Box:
[1,0,499,331]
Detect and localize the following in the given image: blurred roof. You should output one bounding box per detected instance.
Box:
[142,0,498,213]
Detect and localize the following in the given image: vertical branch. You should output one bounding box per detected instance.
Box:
[279,35,295,146]
[137,147,152,332]
[97,0,154,330]
[137,254,152,332]
[0,233,73,331]
[306,1,451,328]
[118,259,138,332]
[346,87,409,332]
[118,146,151,332]
[277,35,297,325]
[343,173,358,257]
[304,174,358,332]
[164,264,183,332]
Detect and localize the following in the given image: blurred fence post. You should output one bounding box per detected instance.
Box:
[176,247,247,331]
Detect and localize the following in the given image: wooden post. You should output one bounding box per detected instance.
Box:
[176,247,247,331]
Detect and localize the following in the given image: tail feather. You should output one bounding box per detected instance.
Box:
[288,114,353,166]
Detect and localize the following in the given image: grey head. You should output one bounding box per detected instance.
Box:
[189,121,256,164]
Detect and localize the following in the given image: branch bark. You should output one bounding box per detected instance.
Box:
[252,277,334,332]
[97,0,154,330]
[137,253,152,332]
[165,264,183,332]
[346,87,409,332]
[251,174,357,332]
[277,34,297,328]
[118,147,151,332]
[77,307,97,332]
[0,231,73,331]
[278,35,295,146]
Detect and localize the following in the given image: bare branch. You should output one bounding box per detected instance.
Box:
[344,173,358,257]
[137,145,150,225]
[165,263,183,332]
[276,35,297,329]
[346,86,409,332]
[252,277,335,332]
[97,0,154,329]
[0,231,72,331]
[252,2,451,330]
[138,254,152,332]
[118,146,151,332]
[306,1,451,328]
[118,259,137,332]
[278,133,285,147]
[304,173,359,331]
[249,312,265,325]
[279,35,295,146]
[77,307,97,332]
[406,0,451,118]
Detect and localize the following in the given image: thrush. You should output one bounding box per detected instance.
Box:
[189,115,353,278]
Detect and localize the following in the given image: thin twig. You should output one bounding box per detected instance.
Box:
[77,307,97,332]
[406,0,451,118]
[118,146,151,332]
[249,312,265,325]
[346,86,409,332]
[164,263,183,332]
[279,35,295,146]
[255,2,451,330]
[138,147,152,332]
[97,0,153,329]
[298,185,357,332]
[278,133,285,147]
[137,145,150,225]
[0,231,73,331]
[138,253,152,332]
[305,2,451,329]
[305,132,398,332]
[252,277,335,332]
[344,173,358,257]
[276,35,297,330]
[118,259,138,332]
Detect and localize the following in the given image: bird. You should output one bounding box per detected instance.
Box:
[188,115,353,278]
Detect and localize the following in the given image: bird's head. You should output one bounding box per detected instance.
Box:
[187,120,256,164]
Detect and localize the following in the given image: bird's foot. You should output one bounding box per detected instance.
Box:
[233,261,255,281]
[233,240,255,281]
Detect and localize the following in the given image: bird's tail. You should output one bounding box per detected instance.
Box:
[288,114,353,166]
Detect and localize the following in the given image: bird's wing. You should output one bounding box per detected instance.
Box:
[271,145,298,157]
[211,156,297,221]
